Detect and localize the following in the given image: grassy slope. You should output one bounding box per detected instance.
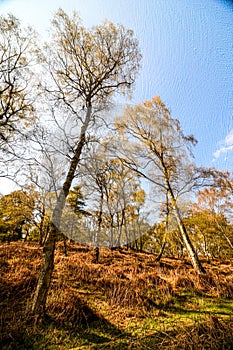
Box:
[0,242,233,349]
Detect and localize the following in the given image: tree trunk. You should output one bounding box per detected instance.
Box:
[39,204,46,246]
[63,235,68,257]
[139,235,143,252]
[122,209,130,249]
[31,104,92,316]
[31,223,57,316]
[165,179,205,274]
[172,201,205,273]
[109,214,114,248]
[214,218,233,252]
[94,190,103,263]
[156,191,169,262]
[133,226,139,251]
[156,240,166,262]
[223,233,233,252]
[94,246,99,264]
[23,229,29,242]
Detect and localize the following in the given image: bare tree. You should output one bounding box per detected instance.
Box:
[0,14,41,196]
[78,143,146,256]
[115,96,206,274]
[31,9,141,316]
[0,14,39,143]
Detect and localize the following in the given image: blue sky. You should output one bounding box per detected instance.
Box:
[0,0,232,176]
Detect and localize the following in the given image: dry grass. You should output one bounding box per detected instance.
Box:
[164,316,233,350]
[0,242,233,349]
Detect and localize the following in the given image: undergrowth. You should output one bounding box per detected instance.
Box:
[0,242,232,349]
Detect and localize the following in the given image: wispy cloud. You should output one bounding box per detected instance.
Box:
[213,129,233,159]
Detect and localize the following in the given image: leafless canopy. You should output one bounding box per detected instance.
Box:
[0,14,39,143]
[46,9,141,111]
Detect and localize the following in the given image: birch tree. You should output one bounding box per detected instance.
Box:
[0,14,38,143]
[187,173,233,257]
[0,14,40,186]
[115,96,206,274]
[31,9,141,316]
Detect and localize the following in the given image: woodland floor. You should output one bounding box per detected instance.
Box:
[0,241,233,349]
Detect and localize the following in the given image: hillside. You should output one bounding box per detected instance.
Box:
[0,242,233,349]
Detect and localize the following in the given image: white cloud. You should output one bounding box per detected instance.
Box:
[225,129,233,145]
[213,128,233,159]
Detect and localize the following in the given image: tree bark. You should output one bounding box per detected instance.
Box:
[172,201,205,273]
[39,204,45,246]
[223,233,233,252]
[165,179,205,274]
[156,191,169,262]
[94,188,103,263]
[31,223,57,316]
[156,240,166,262]
[214,218,233,253]
[31,104,92,316]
